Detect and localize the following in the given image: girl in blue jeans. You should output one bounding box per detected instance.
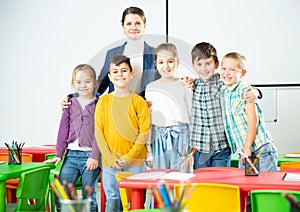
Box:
[45,64,101,212]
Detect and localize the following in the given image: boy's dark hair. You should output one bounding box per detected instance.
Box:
[191,42,218,63]
[109,55,133,72]
[121,7,146,25]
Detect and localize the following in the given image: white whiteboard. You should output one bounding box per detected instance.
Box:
[169,0,300,85]
[257,88,277,122]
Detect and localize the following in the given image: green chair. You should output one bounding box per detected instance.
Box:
[251,189,300,212]
[6,167,51,212]
[45,153,82,212]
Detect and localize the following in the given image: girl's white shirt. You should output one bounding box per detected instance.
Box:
[145,77,193,127]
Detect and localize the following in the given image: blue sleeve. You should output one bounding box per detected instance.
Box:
[97,50,113,95]
[97,44,125,95]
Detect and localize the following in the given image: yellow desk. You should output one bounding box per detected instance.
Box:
[0,162,55,211]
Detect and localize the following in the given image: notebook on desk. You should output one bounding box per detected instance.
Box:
[127,171,167,180]
[159,172,195,180]
[283,173,300,181]
[127,171,195,181]
[285,153,300,158]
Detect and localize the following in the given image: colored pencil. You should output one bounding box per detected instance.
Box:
[152,188,164,208]
[247,148,264,174]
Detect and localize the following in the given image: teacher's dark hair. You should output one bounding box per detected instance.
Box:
[121,7,146,25]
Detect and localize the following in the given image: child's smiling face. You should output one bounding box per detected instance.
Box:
[220,57,246,86]
[155,50,179,79]
[193,56,218,82]
[74,71,97,99]
[108,62,134,89]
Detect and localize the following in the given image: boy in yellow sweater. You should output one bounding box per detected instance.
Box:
[94,55,150,212]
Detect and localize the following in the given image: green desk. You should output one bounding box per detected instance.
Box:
[0,162,55,211]
[230,153,240,168]
[277,154,300,166]
[230,153,300,168]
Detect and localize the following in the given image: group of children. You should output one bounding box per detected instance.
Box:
[45,41,278,212]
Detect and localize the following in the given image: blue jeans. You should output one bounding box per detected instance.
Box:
[57,150,100,212]
[238,142,278,172]
[102,165,145,212]
[193,147,232,169]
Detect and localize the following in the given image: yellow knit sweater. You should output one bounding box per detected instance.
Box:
[94,92,150,167]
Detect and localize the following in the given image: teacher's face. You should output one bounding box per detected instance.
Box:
[122,14,146,40]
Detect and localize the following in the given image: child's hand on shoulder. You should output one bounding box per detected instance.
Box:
[61,97,71,113]
[242,87,258,103]
[146,100,152,107]
[86,158,99,171]
[181,76,194,90]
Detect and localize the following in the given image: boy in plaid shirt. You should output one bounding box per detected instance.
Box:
[190,42,260,169]
[220,52,277,171]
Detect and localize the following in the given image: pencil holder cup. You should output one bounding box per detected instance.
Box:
[178,156,194,174]
[60,198,91,212]
[245,155,260,176]
[8,149,22,165]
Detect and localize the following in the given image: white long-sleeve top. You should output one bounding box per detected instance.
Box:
[145,78,193,127]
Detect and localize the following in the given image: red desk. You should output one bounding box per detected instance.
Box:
[0,146,56,162]
[118,167,300,212]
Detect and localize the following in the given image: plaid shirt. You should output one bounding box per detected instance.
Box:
[190,73,229,153]
[221,81,273,154]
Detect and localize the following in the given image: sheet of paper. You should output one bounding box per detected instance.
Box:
[285,153,300,158]
[159,172,195,181]
[283,173,300,181]
[127,171,167,180]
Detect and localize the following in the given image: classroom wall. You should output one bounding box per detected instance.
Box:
[169,0,300,84]
[168,0,300,154]
[0,0,166,147]
[1,0,299,154]
[266,88,300,153]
